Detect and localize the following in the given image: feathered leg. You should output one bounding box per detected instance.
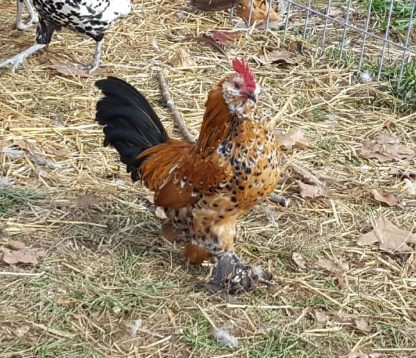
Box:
[88,39,104,73]
[16,0,39,31]
[77,40,104,73]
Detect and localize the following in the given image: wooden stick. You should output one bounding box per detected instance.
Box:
[156,72,195,142]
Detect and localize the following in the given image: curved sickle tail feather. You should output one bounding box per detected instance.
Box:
[95,76,168,181]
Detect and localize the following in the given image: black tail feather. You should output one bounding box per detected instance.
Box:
[95,76,167,181]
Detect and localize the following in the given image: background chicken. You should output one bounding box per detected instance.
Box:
[16,0,39,30]
[0,0,131,72]
[190,0,282,24]
[95,59,279,293]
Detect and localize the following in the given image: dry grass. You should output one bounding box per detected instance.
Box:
[1,0,416,357]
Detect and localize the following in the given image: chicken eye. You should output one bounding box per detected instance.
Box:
[234,82,241,89]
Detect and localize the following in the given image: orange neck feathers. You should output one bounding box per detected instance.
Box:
[196,83,233,156]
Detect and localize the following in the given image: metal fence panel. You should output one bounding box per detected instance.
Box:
[245,0,416,84]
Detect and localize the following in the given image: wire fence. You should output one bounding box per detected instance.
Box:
[242,0,415,85]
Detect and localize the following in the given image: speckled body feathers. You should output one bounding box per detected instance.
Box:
[33,0,131,41]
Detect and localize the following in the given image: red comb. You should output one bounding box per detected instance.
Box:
[232,58,256,90]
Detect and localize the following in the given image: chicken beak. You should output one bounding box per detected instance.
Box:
[247,92,257,103]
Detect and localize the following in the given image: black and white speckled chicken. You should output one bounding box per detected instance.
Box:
[16,0,39,31]
[1,0,131,72]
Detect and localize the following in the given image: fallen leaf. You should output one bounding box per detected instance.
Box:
[298,181,327,199]
[289,162,324,187]
[355,319,371,333]
[6,240,26,250]
[327,6,345,18]
[47,59,106,77]
[389,167,416,178]
[316,258,336,272]
[358,216,416,253]
[0,245,46,266]
[360,132,414,163]
[314,258,349,275]
[210,30,242,45]
[259,48,297,66]
[3,140,62,169]
[292,252,307,269]
[287,41,302,53]
[169,48,196,68]
[371,189,401,207]
[315,310,330,323]
[276,129,309,151]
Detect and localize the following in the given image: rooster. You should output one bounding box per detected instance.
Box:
[16,0,39,31]
[95,59,280,293]
[1,0,131,72]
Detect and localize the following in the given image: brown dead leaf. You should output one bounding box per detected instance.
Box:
[292,252,307,269]
[259,48,297,66]
[316,258,336,272]
[6,140,62,169]
[314,257,349,283]
[389,167,416,178]
[360,132,414,163]
[314,310,330,323]
[355,319,371,333]
[371,189,401,207]
[298,181,328,199]
[169,48,196,68]
[358,216,416,253]
[6,240,26,250]
[47,59,105,77]
[289,162,324,187]
[276,129,309,151]
[0,245,46,266]
[210,30,242,45]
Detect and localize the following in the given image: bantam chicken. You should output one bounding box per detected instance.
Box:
[16,0,39,30]
[95,59,280,293]
[1,0,131,72]
[190,0,282,25]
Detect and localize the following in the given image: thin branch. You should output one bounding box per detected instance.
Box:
[156,72,195,142]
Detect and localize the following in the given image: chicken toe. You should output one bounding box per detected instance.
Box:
[0,43,45,71]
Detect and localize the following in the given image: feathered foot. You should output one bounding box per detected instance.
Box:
[204,252,273,294]
[0,43,45,71]
[77,40,103,74]
[16,0,39,31]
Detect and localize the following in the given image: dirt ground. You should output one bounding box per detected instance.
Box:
[1,0,416,357]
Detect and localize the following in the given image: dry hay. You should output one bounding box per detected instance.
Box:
[1,0,416,356]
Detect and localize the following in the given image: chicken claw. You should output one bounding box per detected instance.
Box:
[0,43,45,71]
[204,252,273,294]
